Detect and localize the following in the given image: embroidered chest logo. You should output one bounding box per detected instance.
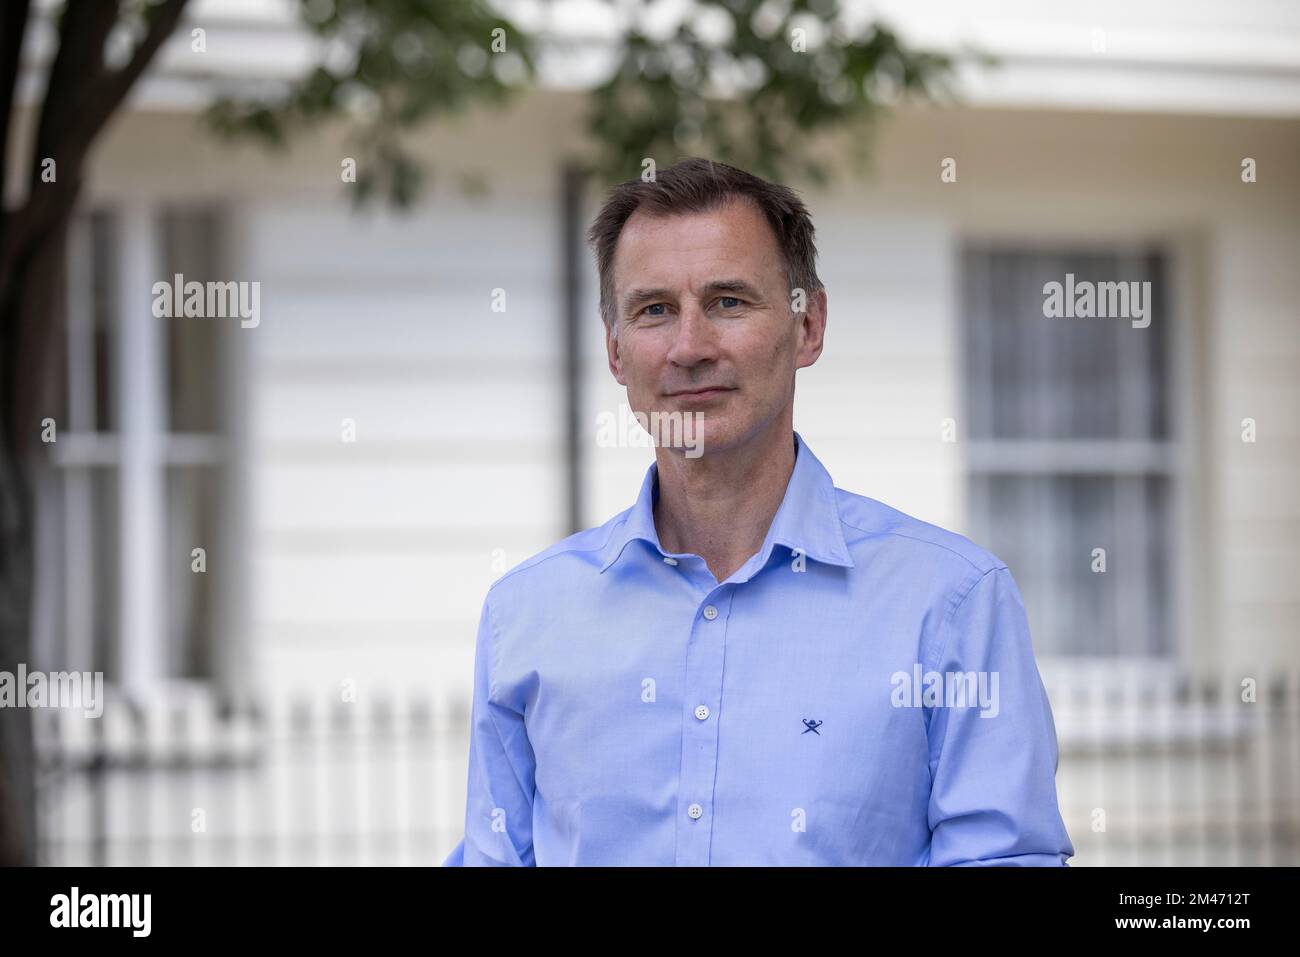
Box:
[801,718,823,735]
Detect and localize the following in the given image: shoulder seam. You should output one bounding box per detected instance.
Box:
[488,516,629,593]
[838,516,1003,574]
[483,591,502,702]
[926,565,1007,672]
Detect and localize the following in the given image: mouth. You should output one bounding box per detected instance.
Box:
[666,387,735,402]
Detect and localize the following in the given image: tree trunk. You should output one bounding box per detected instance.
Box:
[0,0,188,867]
[0,213,71,865]
[0,479,35,865]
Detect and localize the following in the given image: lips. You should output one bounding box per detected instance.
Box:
[668,387,733,398]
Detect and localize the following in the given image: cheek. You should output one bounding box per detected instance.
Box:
[619,342,660,391]
[732,326,793,375]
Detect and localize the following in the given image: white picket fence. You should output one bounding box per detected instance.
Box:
[1045,665,1300,866]
[33,669,1300,866]
[33,686,470,866]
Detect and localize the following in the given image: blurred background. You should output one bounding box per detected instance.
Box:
[2,0,1297,866]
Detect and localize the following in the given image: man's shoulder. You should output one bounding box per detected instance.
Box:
[485,508,631,602]
[833,485,1007,583]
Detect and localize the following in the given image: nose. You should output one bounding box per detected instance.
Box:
[665,300,719,369]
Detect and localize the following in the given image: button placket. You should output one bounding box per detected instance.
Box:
[675,588,731,865]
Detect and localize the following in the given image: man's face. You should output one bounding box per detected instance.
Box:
[605,198,827,456]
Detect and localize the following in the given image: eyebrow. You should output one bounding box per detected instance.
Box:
[621,279,764,315]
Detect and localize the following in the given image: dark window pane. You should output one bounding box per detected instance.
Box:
[90,211,115,432]
[160,208,224,434]
[38,467,119,674]
[166,465,218,679]
[963,247,1168,441]
[969,474,1170,657]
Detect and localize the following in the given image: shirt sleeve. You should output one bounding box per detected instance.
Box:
[454,592,538,866]
[925,566,1074,866]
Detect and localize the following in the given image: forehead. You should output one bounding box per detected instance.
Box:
[611,197,783,292]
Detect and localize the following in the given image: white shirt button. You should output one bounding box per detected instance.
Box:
[687,803,703,820]
[662,556,679,566]
[694,704,710,720]
[702,605,718,620]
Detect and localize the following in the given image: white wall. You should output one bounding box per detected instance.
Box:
[80,91,1300,698]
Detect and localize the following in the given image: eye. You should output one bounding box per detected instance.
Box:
[717,296,742,309]
[643,303,668,317]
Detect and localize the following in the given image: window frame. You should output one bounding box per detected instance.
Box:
[956,230,1206,682]
[40,202,249,693]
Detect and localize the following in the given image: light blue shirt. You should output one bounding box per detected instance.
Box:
[443,432,1073,866]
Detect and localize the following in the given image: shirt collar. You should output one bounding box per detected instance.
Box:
[598,431,855,576]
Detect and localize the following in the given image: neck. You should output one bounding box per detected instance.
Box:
[652,416,796,583]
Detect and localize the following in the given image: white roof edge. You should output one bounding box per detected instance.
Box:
[15,6,1300,119]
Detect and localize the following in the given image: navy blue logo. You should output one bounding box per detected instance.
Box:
[802,719,823,735]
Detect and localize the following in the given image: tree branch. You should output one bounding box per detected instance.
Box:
[74,0,189,159]
[31,0,121,183]
[1,0,189,289]
[0,0,119,288]
[0,0,32,223]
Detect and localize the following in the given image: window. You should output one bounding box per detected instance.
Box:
[961,244,1176,658]
[35,206,233,684]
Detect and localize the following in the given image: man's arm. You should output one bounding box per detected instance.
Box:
[440,838,465,866]
[925,566,1074,866]
[446,592,537,866]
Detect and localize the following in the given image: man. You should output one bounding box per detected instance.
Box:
[443,157,1073,866]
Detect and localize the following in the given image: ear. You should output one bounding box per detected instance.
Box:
[605,318,627,385]
[794,287,827,370]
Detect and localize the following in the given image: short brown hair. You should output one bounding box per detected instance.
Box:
[585,157,823,331]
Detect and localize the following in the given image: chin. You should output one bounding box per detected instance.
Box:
[679,417,741,457]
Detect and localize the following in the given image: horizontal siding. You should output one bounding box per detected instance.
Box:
[252,288,561,363]
[1209,222,1300,668]
[233,191,566,692]
[255,378,561,443]
[1223,544,1300,604]
[255,552,503,625]
[254,462,562,531]
[240,203,558,282]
